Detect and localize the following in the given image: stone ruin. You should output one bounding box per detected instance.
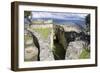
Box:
[24,23,90,61]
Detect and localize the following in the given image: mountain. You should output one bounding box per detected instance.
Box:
[31,12,87,20]
[24,11,88,29]
[31,11,87,28]
[31,18,85,29]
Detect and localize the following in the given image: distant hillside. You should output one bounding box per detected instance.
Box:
[24,11,89,31]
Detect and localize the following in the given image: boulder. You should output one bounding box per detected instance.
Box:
[53,25,67,50]
[65,41,87,59]
[24,30,40,61]
[24,46,39,61]
[28,28,54,61]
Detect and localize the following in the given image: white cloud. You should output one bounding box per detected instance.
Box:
[31,11,88,20]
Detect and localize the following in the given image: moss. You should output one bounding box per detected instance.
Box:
[79,48,90,59]
[32,27,51,39]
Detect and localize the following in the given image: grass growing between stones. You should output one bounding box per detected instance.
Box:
[32,27,51,39]
[79,48,90,59]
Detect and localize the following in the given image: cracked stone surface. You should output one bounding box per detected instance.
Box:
[65,41,86,59]
[29,28,54,61]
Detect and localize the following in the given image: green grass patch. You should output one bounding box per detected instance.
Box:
[79,49,90,59]
[31,27,51,39]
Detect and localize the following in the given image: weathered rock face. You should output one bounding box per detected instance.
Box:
[63,24,90,59]
[60,24,82,33]
[53,25,67,60]
[39,36,54,61]
[24,46,39,61]
[53,24,90,60]
[53,25,67,50]
[24,30,40,61]
[28,26,54,61]
[65,41,87,59]
[24,23,90,61]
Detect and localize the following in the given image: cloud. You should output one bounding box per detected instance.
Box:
[31,11,88,20]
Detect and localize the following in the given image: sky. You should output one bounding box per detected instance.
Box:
[24,11,89,28]
[30,11,88,21]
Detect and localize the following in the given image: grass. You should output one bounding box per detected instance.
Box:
[79,48,90,59]
[31,27,51,39]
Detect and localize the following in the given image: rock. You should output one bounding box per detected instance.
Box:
[61,24,82,33]
[39,39,54,61]
[24,46,39,61]
[53,25,67,50]
[65,41,87,59]
[53,24,90,60]
[28,27,54,61]
[24,30,40,61]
